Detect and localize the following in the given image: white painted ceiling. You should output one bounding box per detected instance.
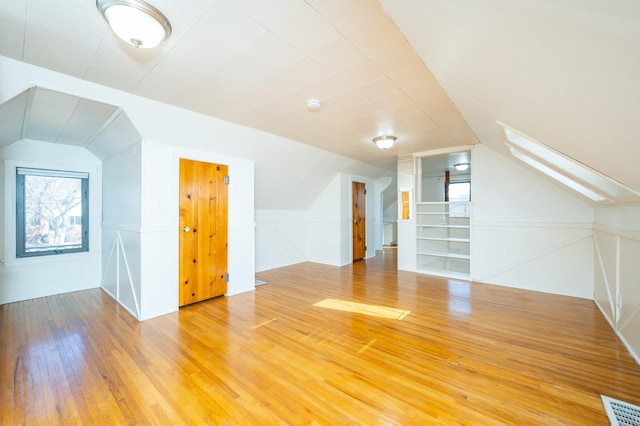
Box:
[0,0,478,171]
[381,0,640,194]
[0,86,141,160]
[2,0,638,197]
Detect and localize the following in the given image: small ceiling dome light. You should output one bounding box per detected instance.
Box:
[373,135,396,149]
[454,163,470,171]
[306,99,322,112]
[97,0,172,48]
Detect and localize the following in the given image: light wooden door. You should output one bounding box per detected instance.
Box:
[179,159,228,307]
[352,181,366,262]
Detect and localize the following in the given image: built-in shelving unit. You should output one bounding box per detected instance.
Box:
[416,202,470,279]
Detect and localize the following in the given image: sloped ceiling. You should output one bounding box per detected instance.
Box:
[0,0,478,171]
[0,86,141,160]
[380,0,640,194]
[3,1,637,205]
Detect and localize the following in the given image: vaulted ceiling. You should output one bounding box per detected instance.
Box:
[0,0,477,171]
[1,0,638,194]
[381,0,640,194]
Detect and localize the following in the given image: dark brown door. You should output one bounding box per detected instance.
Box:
[352,181,366,261]
[179,159,228,307]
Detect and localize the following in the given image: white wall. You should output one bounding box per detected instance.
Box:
[256,172,380,271]
[255,209,307,272]
[383,199,398,246]
[307,174,343,266]
[397,156,416,272]
[0,140,102,304]
[397,146,595,298]
[1,57,393,306]
[374,176,395,250]
[422,176,445,202]
[593,205,640,363]
[101,142,142,318]
[0,57,258,319]
[471,145,594,298]
[101,141,256,322]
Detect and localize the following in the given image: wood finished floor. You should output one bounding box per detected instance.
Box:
[2,249,640,425]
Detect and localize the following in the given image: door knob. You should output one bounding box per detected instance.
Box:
[183,226,190,232]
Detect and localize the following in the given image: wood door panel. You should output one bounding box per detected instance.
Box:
[197,162,215,302]
[352,181,366,261]
[179,160,199,306]
[179,159,228,307]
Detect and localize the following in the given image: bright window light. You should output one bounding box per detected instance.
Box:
[449,182,470,202]
[498,121,639,203]
[508,146,608,202]
[16,168,89,257]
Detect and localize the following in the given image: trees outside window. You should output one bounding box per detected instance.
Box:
[16,168,89,257]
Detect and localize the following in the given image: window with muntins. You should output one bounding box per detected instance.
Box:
[16,168,89,257]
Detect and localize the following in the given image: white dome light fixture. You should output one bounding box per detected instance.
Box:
[97,0,172,48]
[306,99,322,112]
[454,163,470,171]
[373,135,396,149]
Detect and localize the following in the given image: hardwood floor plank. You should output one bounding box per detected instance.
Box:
[2,249,640,424]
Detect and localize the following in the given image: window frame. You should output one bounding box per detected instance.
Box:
[15,167,89,258]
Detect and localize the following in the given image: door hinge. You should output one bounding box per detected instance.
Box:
[365,245,368,251]
[223,273,229,283]
[224,176,230,185]
[364,189,367,195]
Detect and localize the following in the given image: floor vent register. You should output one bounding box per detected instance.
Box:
[602,395,640,426]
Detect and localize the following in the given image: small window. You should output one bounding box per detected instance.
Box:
[16,168,89,257]
[448,181,471,218]
[448,181,471,202]
[400,191,411,219]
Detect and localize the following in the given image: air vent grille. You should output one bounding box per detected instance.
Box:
[602,395,640,426]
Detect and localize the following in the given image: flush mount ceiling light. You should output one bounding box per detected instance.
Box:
[96,0,172,48]
[306,99,322,112]
[454,163,470,171]
[373,135,396,149]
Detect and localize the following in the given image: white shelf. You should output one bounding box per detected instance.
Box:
[417,237,470,243]
[415,202,470,205]
[416,212,471,216]
[415,269,470,281]
[417,224,470,229]
[415,202,471,277]
[416,251,470,260]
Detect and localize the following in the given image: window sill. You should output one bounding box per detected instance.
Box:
[1,251,99,268]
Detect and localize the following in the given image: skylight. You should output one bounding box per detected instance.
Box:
[508,147,608,202]
[497,121,639,204]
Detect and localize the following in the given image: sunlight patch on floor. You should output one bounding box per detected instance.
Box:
[313,299,410,320]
